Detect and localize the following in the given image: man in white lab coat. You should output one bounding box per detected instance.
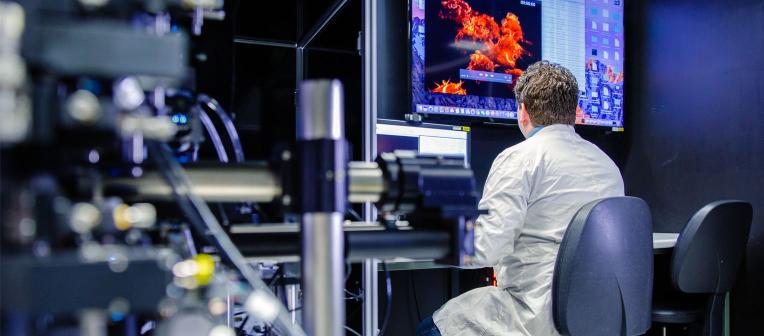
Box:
[416,61,625,336]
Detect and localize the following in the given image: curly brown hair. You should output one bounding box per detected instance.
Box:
[513,61,579,125]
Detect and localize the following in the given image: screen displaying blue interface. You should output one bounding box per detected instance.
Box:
[411,0,625,128]
[376,119,470,166]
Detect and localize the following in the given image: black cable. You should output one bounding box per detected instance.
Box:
[198,107,230,163]
[344,262,362,300]
[409,272,423,323]
[236,315,249,335]
[197,100,241,224]
[379,262,392,336]
[347,208,363,221]
[344,288,363,301]
[267,267,283,287]
[344,325,362,336]
[217,203,230,226]
[345,261,352,283]
[198,94,245,163]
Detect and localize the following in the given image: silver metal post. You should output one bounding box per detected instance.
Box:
[297,80,346,336]
[362,0,380,334]
[362,259,379,336]
[226,284,233,328]
[302,213,344,335]
[297,80,345,140]
[286,284,302,324]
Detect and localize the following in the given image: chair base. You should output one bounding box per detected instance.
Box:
[650,293,726,336]
[651,304,701,324]
[648,323,697,336]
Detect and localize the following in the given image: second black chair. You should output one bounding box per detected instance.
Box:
[651,200,753,336]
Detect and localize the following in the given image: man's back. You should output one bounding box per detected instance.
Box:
[433,124,624,335]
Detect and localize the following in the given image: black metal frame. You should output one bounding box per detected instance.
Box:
[231,0,352,96]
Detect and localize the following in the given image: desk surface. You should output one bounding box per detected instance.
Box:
[385,232,681,271]
[653,232,680,249]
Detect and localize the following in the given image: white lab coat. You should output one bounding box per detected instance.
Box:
[433,124,625,336]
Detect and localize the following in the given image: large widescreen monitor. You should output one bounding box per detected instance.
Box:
[411,0,625,128]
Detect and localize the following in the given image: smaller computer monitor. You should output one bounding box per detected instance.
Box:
[376,119,470,166]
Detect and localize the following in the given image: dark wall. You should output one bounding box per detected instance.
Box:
[194,0,363,161]
[624,0,764,332]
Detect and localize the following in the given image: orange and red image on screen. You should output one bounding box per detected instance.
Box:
[425,0,541,98]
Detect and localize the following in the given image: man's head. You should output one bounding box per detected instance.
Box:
[513,61,579,138]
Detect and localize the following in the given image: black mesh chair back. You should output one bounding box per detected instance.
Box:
[553,197,654,336]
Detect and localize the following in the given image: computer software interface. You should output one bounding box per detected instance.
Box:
[411,0,625,127]
[376,120,470,166]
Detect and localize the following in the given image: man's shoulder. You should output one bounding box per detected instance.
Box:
[498,133,612,168]
[499,139,538,157]
[490,141,542,173]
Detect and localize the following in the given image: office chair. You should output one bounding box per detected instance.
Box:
[553,197,654,336]
[651,200,753,336]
